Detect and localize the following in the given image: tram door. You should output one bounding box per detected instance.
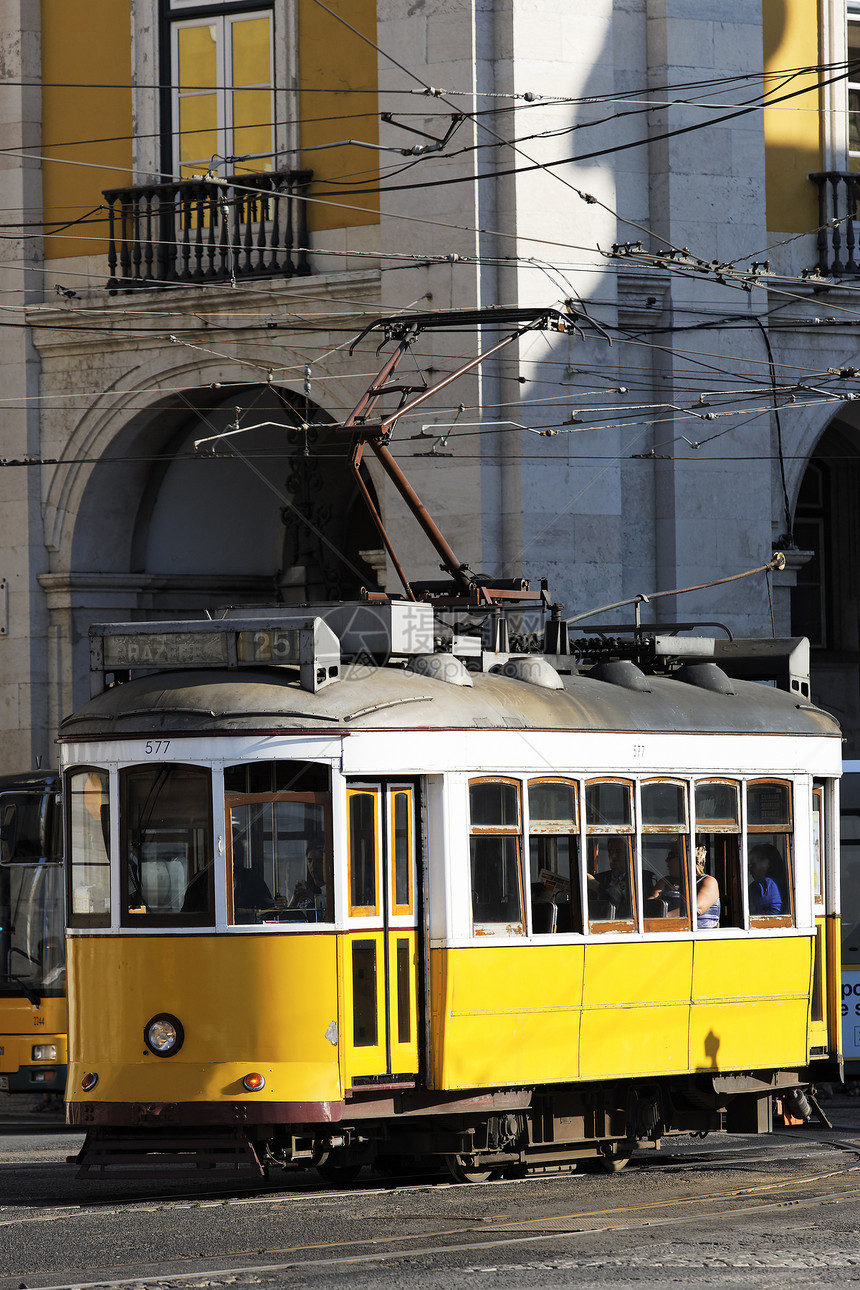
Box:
[342,783,420,1083]
[811,779,835,1057]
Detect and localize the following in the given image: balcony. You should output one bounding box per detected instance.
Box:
[102,169,312,291]
[809,171,860,276]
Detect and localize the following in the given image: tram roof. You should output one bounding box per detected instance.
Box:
[57,661,840,741]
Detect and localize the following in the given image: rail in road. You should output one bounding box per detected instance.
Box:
[4,1112,860,1289]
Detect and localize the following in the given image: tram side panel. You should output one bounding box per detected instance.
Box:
[68,933,342,1112]
[429,939,814,1092]
[427,760,833,1095]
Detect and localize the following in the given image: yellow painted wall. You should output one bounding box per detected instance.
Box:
[41,0,133,262]
[762,0,822,233]
[298,0,380,231]
[41,0,376,266]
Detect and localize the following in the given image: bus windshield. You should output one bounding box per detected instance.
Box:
[0,788,64,998]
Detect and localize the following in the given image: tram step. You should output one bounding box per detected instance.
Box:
[73,1128,265,1179]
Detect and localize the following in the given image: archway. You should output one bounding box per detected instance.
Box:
[49,382,384,715]
[790,414,860,752]
[126,384,383,602]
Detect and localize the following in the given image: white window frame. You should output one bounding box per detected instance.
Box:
[821,0,853,170]
[171,10,275,177]
[130,3,294,185]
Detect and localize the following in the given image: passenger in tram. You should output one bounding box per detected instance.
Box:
[233,862,274,913]
[748,844,784,915]
[588,835,632,918]
[288,842,327,918]
[695,845,721,928]
[181,862,212,913]
[651,849,684,916]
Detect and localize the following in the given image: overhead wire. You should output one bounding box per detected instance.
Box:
[5,11,860,513]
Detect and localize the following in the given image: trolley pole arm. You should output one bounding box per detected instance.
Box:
[350,448,420,601]
[374,325,533,438]
[342,322,541,596]
[367,436,472,595]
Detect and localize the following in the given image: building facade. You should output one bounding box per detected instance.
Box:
[1,0,860,767]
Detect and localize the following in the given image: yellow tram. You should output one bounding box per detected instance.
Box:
[62,607,842,1178]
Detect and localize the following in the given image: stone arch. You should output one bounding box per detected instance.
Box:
[41,381,384,720]
[788,405,860,752]
[69,381,382,598]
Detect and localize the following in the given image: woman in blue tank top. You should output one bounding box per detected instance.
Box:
[695,845,720,929]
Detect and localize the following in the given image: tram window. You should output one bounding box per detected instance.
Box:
[586,780,632,828]
[812,783,824,907]
[841,770,860,966]
[528,779,581,934]
[227,779,333,926]
[352,940,378,1047]
[471,780,519,828]
[396,937,411,1043]
[695,780,741,929]
[585,779,635,932]
[348,790,379,916]
[746,779,794,928]
[390,788,414,915]
[469,778,525,936]
[224,761,330,795]
[66,769,111,928]
[642,835,690,928]
[121,764,213,927]
[641,780,686,828]
[642,779,690,932]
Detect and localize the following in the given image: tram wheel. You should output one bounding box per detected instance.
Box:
[445,1154,495,1183]
[597,1142,632,1173]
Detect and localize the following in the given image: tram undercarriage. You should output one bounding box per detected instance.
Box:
[71,1069,831,1181]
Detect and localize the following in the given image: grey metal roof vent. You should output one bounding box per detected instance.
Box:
[490,656,564,690]
[406,654,473,687]
[675,662,735,695]
[590,660,651,692]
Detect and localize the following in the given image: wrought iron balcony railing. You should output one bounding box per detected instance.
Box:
[102,169,312,290]
[809,171,860,276]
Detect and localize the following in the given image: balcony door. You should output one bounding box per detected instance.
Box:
[170,8,274,179]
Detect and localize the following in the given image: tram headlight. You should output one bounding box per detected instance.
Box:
[144,1013,185,1057]
[32,1044,57,1061]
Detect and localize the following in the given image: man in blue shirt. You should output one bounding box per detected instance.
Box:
[748,844,783,915]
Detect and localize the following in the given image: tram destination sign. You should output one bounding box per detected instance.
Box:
[91,617,341,695]
[100,627,303,670]
[102,630,230,669]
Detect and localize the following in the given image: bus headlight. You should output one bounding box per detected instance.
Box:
[144,1013,184,1057]
[32,1044,57,1061]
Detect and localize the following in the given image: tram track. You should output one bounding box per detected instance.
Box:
[5,1135,860,1290]
[2,1132,856,1225]
[11,1178,860,1290]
